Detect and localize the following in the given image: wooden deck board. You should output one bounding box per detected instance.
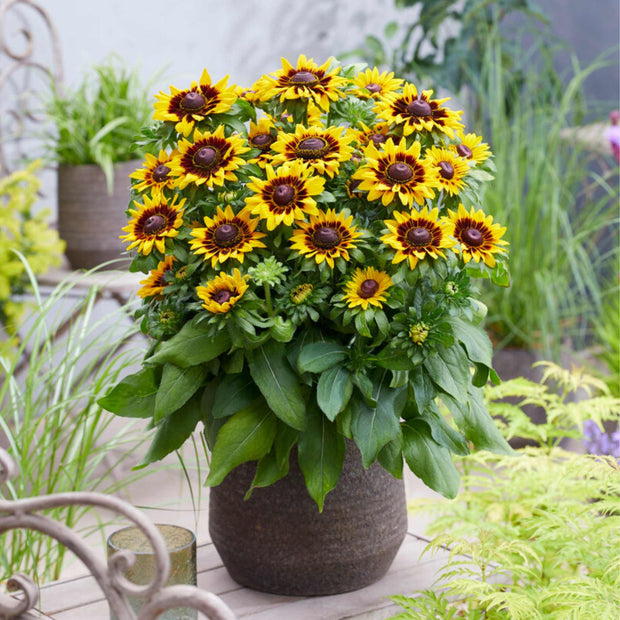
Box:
[32,532,441,619]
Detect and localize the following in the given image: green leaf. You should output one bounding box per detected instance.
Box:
[375,346,416,371]
[424,343,470,401]
[441,388,513,455]
[317,366,353,421]
[98,366,159,418]
[148,320,231,367]
[421,403,469,456]
[410,369,437,411]
[298,402,345,511]
[378,433,404,479]
[402,419,460,499]
[205,402,277,487]
[448,316,493,368]
[212,373,260,419]
[247,341,306,430]
[137,393,203,468]
[297,342,347,374]
[154,364,206,423]
[351,372,404,468]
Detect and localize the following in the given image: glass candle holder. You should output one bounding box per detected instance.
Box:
[107,523,197,620]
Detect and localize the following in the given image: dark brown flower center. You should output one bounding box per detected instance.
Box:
[143,214,166,235]
[359,279,379,298]
[213,223,240,247]
[181,91,206,111]
[365,83,381,94]
[290,71,318,85]
[407,227,432,246]
[194,147,218,169]
[461,227,484,247]
[297,137,328,158]
[212,289,233,304]
[250,133,274,150]
[312,226,341,249]
[456,144,473,158]
[387,162,414,183]
[439,161,454,180]
[152,164,171,182]
[407,98,432,117]
[370,133,388,145]
[272,184,296,206]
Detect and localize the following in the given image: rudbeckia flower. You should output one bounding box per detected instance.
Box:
[381,207,455,269]
[445,204,508,267]
[196,268,249,314]
[450,131,491,165]
[130,150,178,197]
[137,255,175,298]
[245,162,324,230]
[375,83,463,138]
[189,205,266,268]
[351,67,403,100]
[353,137,438,207]
[153,69,237,136]
[290,208,362,268]
[254,55,348,112]
[170,126,250,189]
[424,146,469,196]
[271,123,354,178]
[343,267,392,310]
[121,194,185,255]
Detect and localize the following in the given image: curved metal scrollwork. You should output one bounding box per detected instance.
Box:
[0,0,63,175]
[0,448,236,620]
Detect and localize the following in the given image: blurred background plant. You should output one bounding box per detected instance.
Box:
[44,56,157,192]
[0,263,154,583]
[390,363,620,619]
[0,161,64,341]
[347,0,619,362]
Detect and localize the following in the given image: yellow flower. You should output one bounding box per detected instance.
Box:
[153,69,237,136]
[196,268,249,314]
[189,205,266,268]
[450,131,491,165]
[271,123,354,178]
[137,255,175,298]
[235,85,261,105]
[247,117,277,169]
[253,55,349,112]
[351,67,403,100]
[290,209,362,268]
[381,207,455,269]
[353,137,438,208]
[351,121,394,150]
[445,204,508,268]
[245,162,324,230]
[121,194,185,255]
[343,267,392,310]
[130,150,178,197]
[424,146,469,196]
[170,125,250,189]
[375,82,463,138]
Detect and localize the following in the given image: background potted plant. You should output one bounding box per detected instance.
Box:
[45,56,154,269]
[100,54,512,595]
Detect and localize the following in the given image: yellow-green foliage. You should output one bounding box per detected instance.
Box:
[0,162,65,333]
[392,363,620,620]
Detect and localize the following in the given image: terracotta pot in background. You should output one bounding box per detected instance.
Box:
[209,440,407,596]
[57,160,138,270]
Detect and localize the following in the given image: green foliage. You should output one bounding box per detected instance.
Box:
[593,271,620,396]
[0,265,153,582]
[0,162,64,337]
[391,363,620,619]
[44,56,157,191]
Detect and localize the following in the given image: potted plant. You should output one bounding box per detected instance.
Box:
[100,55,511,595]
[45,57,154,269]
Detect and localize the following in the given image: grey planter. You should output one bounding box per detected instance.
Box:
[209,440,407,596]
[57,161,139,270]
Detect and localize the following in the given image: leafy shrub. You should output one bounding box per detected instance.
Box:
[391,363,620,619]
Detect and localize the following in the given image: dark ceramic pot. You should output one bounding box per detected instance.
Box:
[57,161,138,270]
[208,440,407,596]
